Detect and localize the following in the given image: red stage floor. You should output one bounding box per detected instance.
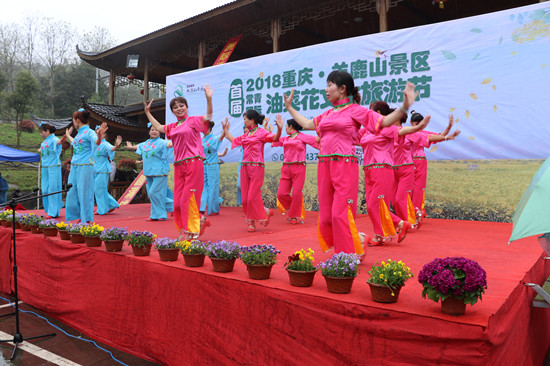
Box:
[1,204,549,365]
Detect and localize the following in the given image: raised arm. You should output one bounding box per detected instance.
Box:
[221,118,234,143]
[96,122,108,145]
[382,82,419,127]
[65,126,74,143]
[397,116,431,136]
[218,147,228,157]
[440,115,454,136]
[204,85,213,121]
[430,128,461,143]
[125,141,138,151]
[218,123,226,142]
[57,134,68,145]
[272,114,283,142]
[111,136,122,151]
[144,99,165,134]
[283,89,316,130]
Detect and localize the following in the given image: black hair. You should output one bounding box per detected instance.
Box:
[326,70,360,104]
[72,109,90,124]
[207,121,215,130]
[243,110,265,126]
[287,119,302,131]
[39,123,56,134]
[369,101,391,116]
[169,97,188,110]
[410,110,424,124]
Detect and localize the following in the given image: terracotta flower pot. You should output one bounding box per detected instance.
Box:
[246,264,274,280]
[30,225,43,234]
[1,220,10,227]
[158,248,180,262]
[210,257,236,273]
[441,296,467,315]
[58,230,70,240]
[14,222,21,229]
[131,244,152,257]
[85,236,102,247]
[182,253,206,267]
[104,240,124,252]
[20,224,31,232]
[324,275,355,294]
[286,269,317,287]
[70,233,85,243]
[42,227,58,237]
[368,282,402,303]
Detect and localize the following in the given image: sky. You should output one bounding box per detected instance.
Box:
[1,0,235,45]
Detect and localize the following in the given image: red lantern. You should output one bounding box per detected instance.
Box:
[127,73,136,80]
[140,89,144,95]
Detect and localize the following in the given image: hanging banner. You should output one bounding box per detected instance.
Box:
[213,35,242,66]
[117,171,146,205]
[167,3,550,162]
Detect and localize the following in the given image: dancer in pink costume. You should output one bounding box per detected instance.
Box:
[272,119,320,224]
[283,70,420,256]
[144,86,213,240]
[222,111,282,232]
[409,111,461,227]
[360,101,429,246]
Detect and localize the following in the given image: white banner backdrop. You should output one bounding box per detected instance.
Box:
[166,2,550,163]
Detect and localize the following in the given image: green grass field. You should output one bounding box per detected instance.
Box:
[1,123,543,222]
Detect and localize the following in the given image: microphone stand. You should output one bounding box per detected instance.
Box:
[0,184,71,360]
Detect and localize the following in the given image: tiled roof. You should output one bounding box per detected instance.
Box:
[84,102,140,127]
[30,114,72,130]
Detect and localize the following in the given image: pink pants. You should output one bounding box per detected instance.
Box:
[317,157,361,254]
[240,163,267,222]
[277,163,306,218]
[412,157,427,211]
[364,165,401,237]
[393,164,415,222]
[173,158,204,233]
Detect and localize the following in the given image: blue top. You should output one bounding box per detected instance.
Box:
[71,125,98,165]
[40,134,62,167]
[135,137,171,176]
[202,133,222,165]
[92,139,115,174]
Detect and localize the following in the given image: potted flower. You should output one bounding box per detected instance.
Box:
[176,240,207,267]
[100,226,128,252]
[418,257,488,315]
[18,214,32,231]
[13,213,23,229]
[39,218,59,237]
[80,223,105,247]
[284,248,317,287]
[154,237,180,262]
[67,223,87,243]
[318,252,361,294]
[240,244,281,280]
[206,240,241,273]
[367,259,413,303]
[127,230,156,256]
[56,222,71,240]
[26,213,44,233]
[0,209,13,227]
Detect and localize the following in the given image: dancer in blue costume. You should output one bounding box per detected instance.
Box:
[200,120,227,215]
[64,109,103,223]
[126,124,173,221]
[93,126,122,215]
[38,123,67,218]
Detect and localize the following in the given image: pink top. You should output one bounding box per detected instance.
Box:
[272,133,320,163]
[359,125,400,166]
[411,131,438,157]
[232,126,276,163]
[394,132,431,166]
[164,116,209,162]
[313,104,384,156]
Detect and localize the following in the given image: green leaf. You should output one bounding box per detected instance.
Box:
[441,51,457,60]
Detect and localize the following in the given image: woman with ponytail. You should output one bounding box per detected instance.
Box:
[38,123,67,218]
[283,70,419,257]
[144,85,213,240]
[64,109,104,223]
[222,111,283,232]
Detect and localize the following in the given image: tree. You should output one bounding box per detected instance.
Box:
[5,71,39,148]
[0,24,23,92]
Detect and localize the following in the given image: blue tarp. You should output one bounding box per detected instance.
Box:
[0,144,40,163]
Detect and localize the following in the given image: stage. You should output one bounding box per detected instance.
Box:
[1,204,549,365]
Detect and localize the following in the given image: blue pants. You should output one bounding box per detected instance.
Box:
[166,188,174,213]
[200,164,221,215]
[41,166,63,217]
[146,175,168,220]
[94,173,119,215]
[66,164,94,223]
[236,164,242,206]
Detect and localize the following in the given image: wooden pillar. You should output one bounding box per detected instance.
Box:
[271,18,280,53]
[144,59,149,102]
[198,41,206,69]
[376,0,388,33]
[109,70,115,105]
